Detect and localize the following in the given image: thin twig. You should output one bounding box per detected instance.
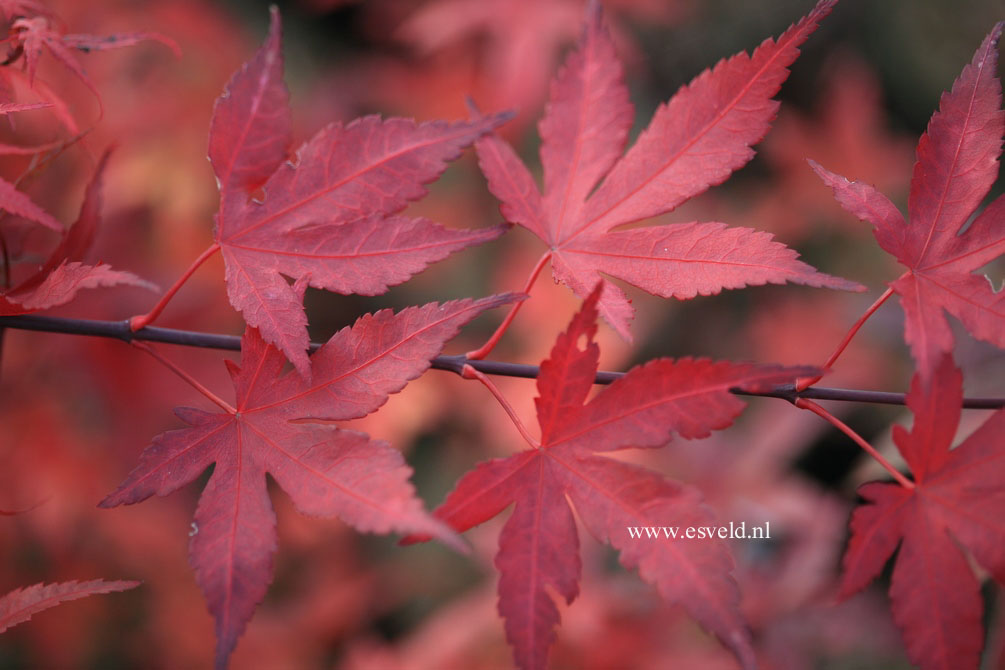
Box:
[462,364,540,448]
[130,341,236,414]
[466,251,551,360]
[0,313,1002,409]
[796,285,897,391]
[129,243,220,331]
[795,398,915,489]
[0,228,10,289]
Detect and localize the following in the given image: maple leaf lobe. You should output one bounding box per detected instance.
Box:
[210,6,290,200]
[101,295,517,668]
[0,177,61,231]
[429,287,818,670]
[11,13,177,111]
[839,356,1005,670]
[477,0,859,339]
[814,23,1005,379]
[208,9,515,376]
[0,153,154,316]
[0,580,140,635]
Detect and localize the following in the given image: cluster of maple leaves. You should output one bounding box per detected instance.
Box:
[0,0,1003,668]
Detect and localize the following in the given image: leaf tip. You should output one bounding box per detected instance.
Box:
[806,157,840,183]
[397,533,428,546]
[809,0,839,20]
[584,0,603,24]
[464,95,482,118]
[482,108,516,131]
[991,21,1004,45]
[434,526,470,555]
[480,291,529,313]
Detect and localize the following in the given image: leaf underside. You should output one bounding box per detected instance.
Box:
[0,580,140,635]
[428,285,821,670]
[475,0,860,339]
[812,22,1005,379]
[208,8,511,376]
[102,294,519,669]
[840,357,1005,670]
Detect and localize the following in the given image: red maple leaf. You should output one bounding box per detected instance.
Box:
[811,23,1005,379]
[10,14,179,103]
[0,580,140,634]
[0,100,50,115]
[397,0,681,132]
[0,1,51,23]
[0,152,154,315]
[0,176,61,231]
[100,294,519,669]
[209,9,512,377]
[839,356,1005,670]
[474,0,860,338]
[414,287,819,670]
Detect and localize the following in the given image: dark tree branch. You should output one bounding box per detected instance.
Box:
[0,314,1002,409]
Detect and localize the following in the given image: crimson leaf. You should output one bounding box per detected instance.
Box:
[0,580,139,634]
[211,8,512,376]
[475,0,860,338]
[0,152,154,315]
[811,23,1005,379]
[418,287,820,670]
[101,293,520,669]
[840,356,1005,670]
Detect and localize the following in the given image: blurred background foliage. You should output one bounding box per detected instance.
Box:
[1,0,1002,667]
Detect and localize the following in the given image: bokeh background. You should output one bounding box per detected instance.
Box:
[1,0,1003,667]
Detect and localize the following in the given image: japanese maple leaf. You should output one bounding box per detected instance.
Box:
[474,0,860,338]
[10,15,179,102]
[415,287,819,670]
[0,152,153,315]
[399,0,582,126]
[398,0,680,131]
[840,356,1005,670]
[0,60,79,137]
[0,1,51,22]
[0,176,60,231]
[210,8,511,376]
[811,23,1005,379]
[0,580,139,634]
[101,294,519,669]
[0,100,50,115]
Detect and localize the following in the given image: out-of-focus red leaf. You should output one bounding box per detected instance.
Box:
[11,15,178,105]
[0,0,51,21]
[61,31,180,57]
[397,0,684,131]
[0,101,52,115]
[0,580,140,634]
[0,177,61,230]
[0,152,153,315]
[0,68,79,135]
[0,262,154,314]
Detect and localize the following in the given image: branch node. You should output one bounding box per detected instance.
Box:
[118,319,135,343]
